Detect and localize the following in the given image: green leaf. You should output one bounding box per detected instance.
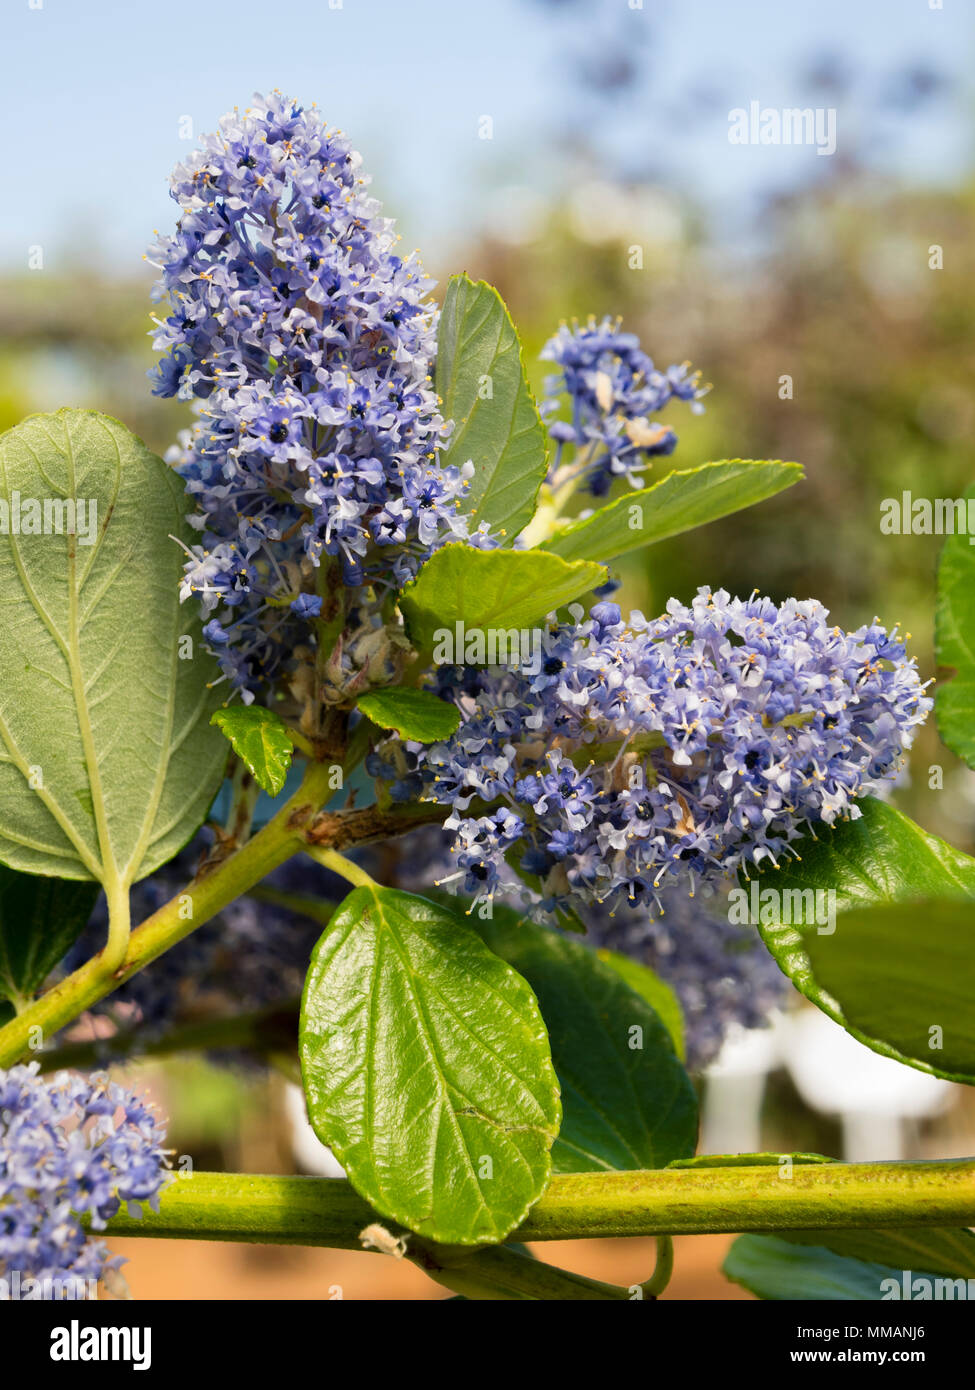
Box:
[473,904,698,1173]
[752,798,975,1079]
[724,1235,903,1301]
[594,947,685,1060]
[935,483,975,767]
[211,704,294,797]
[668,1151,835,1169]
[725,1225,975,1301]
[436,275,548,542]
[299,886,561,1245]
[804,898,975,1082]
[356,686,461,743]
[0,863,99,1004]
[541,459,802,564]
[0,410,226,889]
[775,1226,975,1282]
[399,544,606,653]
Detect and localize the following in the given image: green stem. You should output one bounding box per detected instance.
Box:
[249,885,336,925]
[303,798,451,851]
[102,1161,975,1251]
[101,874,131,977]
[641,1235,674,1298]
[223,759,258,845]
[4,986,29,1016]
[305,845,377,890]
[0,760,336,1067]
[518,442,595,549]
[517,483,561,549]
[288,728,317,759]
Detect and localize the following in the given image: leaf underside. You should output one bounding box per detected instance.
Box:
[0,409,226,885]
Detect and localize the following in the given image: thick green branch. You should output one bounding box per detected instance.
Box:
[104,1161,975,1250]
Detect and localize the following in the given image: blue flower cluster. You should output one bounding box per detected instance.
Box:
[378,588,931,915]
[585,887,791,1070]
[0,1065,168,1288]
[540,317,707,496]
[149,92,489,702]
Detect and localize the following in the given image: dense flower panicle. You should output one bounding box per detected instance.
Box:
[0,1065,168,1288]
[149,92,490,703]
[540,316,708,496]
[374,588,931,915]
[585,887,791,1070]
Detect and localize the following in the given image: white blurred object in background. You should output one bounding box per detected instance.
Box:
[701,1020,783,1154]
[283,1083,347,1178]
[782,1009,953,1161]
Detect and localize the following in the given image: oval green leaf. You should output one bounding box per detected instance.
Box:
[212,704,294,796]
[475,905,698,1173]
[541,459,802,564]
[724,1234,904,1301]
[751,798,975,1080]
[399,544,605,654]
[726,1224,975,1301]
[436,275,548,542]
[804,898,975,1082]
[594,947,685,1060]
[299,886,561,1245]
[774,1226,975,1282]
[0,409,226,889]
[356,686,461,743]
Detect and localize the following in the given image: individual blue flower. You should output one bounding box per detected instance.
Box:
[290,593,322,619]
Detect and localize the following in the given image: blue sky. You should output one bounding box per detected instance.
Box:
[3,0,972,273]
